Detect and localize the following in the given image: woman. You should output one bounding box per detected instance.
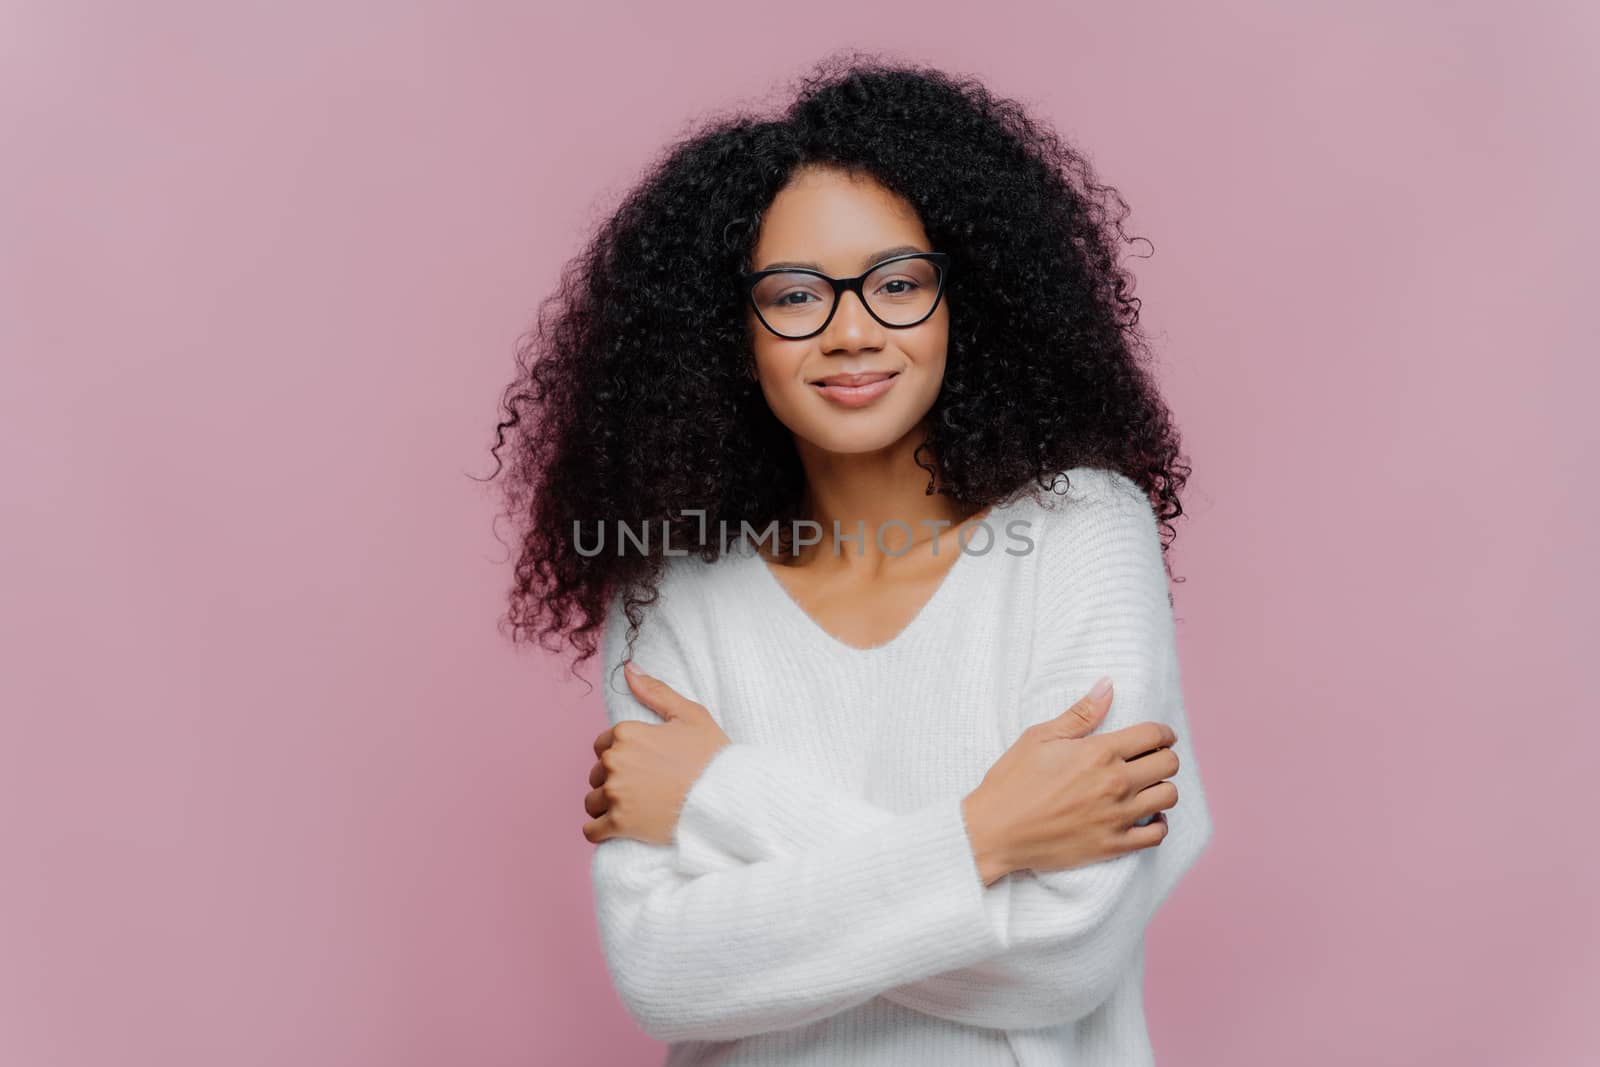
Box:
[488,54,1213,1066]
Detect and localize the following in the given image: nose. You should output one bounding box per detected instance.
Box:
[819,289,885,352]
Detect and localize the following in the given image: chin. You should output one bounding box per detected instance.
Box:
[765,377,940,454]
[793,412,930,457]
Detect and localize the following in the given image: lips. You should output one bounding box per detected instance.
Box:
[811,371,897,387]
[810,370,900,408]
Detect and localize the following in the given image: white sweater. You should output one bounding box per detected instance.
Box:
[590,466,1214,1066]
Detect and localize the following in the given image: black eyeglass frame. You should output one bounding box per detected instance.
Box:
[739,251,952,340]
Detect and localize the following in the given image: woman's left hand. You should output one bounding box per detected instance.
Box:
[582,661,731,846]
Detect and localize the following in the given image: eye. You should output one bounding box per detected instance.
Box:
[872,276,923,299]
[751,272,831,310]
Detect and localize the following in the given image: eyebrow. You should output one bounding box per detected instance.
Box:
[756,244,928,273]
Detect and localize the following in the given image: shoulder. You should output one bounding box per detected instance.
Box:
[603,550,730,627]
[1028,466,1160,543]
[600,550,746,677]
[1031,465,1150,514]
[653,549,752,628]
[1022,466,1166,589]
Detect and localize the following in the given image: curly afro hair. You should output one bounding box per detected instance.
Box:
[483,50,1192,681]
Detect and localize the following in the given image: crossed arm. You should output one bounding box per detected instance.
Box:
[589,474,1214,1041]
[665,666,1211,1031]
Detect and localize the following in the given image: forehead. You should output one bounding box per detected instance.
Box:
[752,166,930,274]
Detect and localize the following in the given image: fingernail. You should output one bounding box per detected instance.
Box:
[623,662,637,677]
[1089,676,1112,701]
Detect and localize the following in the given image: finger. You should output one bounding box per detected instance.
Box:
[584,785,609,818]
[582,810,616,844]
[1128,781,1178,826]
[1123,809,1170,849]
[588,760,606,789]
[624,663,705,724]
[1109,720,1178,760]
[623,663,671,719]
[1043,676,1114,739]
[592,728,614,758]
[1125,745,1180,791]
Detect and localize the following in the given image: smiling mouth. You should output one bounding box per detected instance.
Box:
[809,370,901,408]
[810,371,899,388]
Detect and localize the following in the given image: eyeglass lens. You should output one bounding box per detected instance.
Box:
[751,257,942,338]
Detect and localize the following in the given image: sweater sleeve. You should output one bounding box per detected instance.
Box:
[589,588,1008,1044]
[666,469,1215,1030]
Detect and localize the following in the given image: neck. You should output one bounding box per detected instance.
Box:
[780,424,984,567]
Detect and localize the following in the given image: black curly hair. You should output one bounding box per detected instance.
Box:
[481,50,1191,682]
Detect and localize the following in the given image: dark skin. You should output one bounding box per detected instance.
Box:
[581,164,1180,883]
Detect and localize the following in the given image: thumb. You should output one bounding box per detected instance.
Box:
[623,661,703,723]
[1044,676,1114,739]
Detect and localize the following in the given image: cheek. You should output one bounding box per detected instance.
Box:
[901,305,950,368]
[750,337,806,384]
[907,328,949,379]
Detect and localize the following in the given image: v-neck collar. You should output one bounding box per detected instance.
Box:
[743,495,1020,656]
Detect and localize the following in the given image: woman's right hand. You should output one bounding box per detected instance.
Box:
[961,678,1180,885]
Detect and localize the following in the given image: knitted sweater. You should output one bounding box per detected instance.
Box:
[590,467,1214,1066]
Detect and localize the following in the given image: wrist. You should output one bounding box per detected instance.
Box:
[960,788,1015,886]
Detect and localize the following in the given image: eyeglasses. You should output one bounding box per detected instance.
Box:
[740,252,951,340]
